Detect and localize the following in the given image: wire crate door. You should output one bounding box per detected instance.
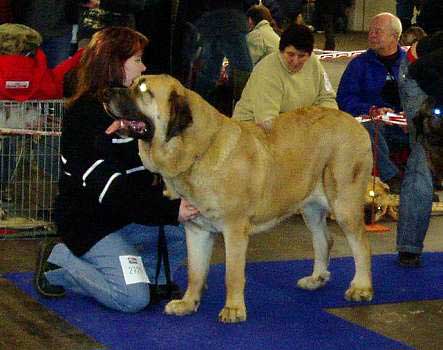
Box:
[0,99,63,232]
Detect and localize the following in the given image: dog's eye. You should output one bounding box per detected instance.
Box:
[139,82,148,93]
[432,107,442,117]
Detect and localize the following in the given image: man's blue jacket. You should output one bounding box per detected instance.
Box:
[337,47,406,116]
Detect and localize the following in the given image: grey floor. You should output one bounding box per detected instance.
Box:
[1,32,443,350]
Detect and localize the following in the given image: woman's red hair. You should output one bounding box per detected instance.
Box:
[66,26,148,108]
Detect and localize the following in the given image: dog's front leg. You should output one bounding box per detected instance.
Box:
[164,223,214,316]
[218,221,250,323]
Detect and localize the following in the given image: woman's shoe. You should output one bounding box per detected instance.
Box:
[35,240,66,298]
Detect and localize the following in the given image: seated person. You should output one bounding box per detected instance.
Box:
[337,12,409,193]
[232,24,337,129]
[35,27,199,312]
[396,32,443,267]
[246,4,281,66]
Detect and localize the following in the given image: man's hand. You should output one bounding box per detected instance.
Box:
[397,112,409,133]
[368,106,408,132]
[178,199,200,222]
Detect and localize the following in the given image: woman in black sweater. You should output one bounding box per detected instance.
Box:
[35,26,198,312]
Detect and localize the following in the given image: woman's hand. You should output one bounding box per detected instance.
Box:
[178,199,200,222]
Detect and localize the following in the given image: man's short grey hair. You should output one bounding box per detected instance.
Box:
[373,12,403,40]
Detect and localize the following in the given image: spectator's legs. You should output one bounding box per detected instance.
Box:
[396,143,433,254]
[363,122,399,182]
[320,14,336,50]
[41,31,72,68]
[383,124,410,154]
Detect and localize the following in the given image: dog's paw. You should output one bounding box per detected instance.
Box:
[164,298,199,316]
[218,305,247,323]
[297,271,331,290]
[345,285,374,302]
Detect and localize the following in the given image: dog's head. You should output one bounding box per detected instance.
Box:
[103,74,192,143]
[414,96,443,178]
[414,96,443,145]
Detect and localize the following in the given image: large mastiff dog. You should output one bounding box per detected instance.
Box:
[104,74,374,323]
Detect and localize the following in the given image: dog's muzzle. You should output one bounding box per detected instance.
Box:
[102,87,155,141]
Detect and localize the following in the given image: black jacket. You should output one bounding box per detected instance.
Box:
[416,0,443,35]
[55,96,180,256]
[409,47,443,104]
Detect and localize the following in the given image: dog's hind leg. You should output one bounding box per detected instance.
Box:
[164,223,214,316]
[332,180,373,302]
[218,220,250,323]
[297,201,333,290]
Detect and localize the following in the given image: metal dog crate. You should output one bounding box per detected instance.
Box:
[0,99,63,236]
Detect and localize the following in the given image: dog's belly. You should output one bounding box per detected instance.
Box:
[251,183,330,233]
[188,183,330,236]
[189,213,293,236]
[250,213,294,234]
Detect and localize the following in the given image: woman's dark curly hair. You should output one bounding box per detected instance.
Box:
[279,24,313,54]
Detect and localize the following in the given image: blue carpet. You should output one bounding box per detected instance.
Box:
[6,253,443,350]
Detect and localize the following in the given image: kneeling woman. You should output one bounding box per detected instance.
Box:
[35,27,198,312]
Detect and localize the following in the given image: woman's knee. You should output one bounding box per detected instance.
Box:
[114,283,150,313]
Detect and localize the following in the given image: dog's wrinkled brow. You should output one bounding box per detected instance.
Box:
[135,78,154,99]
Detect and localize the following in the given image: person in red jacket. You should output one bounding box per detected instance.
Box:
[0,23,83,101]
[0,23,83,192]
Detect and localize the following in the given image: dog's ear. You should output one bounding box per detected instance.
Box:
[166,90,193,142]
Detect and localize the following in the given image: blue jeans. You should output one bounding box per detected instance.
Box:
[46,223,186,312]
[363,122,409,182]
[398,58,428,146]
[396,143,433,254]
[41,31,72,68]
[194,33,252,104]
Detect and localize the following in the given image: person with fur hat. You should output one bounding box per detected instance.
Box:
[396,31,443,267]
[0,23,82,101]
[0,23,83,195]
